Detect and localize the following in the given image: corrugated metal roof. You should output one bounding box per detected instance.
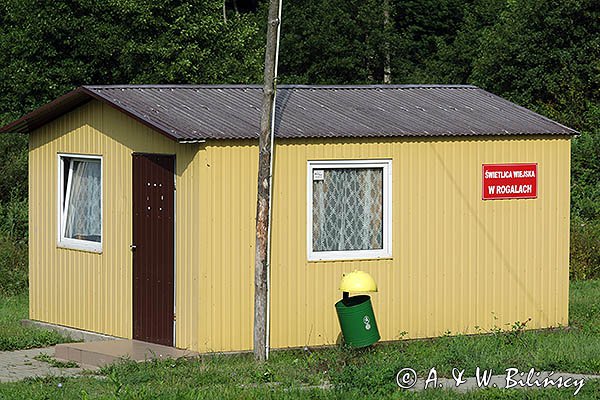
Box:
[0,84,577,141]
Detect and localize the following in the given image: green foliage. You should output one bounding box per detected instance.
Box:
[277,0,393,84]
[569,104,600,280]
[571,107,600,222]
[278,0,477,85]
[470,0,599,132]
[0,192,28,296]
[0,137,26,291]
[389,0,469,83]
[0,233,28,296]
[0,194,28,243]
[0,0,263,126]
[0,134,27,203]
[427,0,506,83]
[570,217,600,280]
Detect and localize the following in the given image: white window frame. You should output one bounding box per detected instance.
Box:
[57,153,103,253]
[307,159,392,261]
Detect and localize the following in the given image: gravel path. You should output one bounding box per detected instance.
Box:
[0,346,94,383]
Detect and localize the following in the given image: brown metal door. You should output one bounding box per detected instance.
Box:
[132,153,175,346]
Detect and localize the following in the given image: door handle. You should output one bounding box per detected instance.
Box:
[130,244,137,251]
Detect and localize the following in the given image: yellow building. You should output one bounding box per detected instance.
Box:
[0,84,575,353]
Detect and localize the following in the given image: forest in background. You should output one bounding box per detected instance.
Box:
[0,0,597,294]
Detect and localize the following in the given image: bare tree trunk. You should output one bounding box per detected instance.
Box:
[383,0,392,84]
[223,1,227,22]
[254,0,281,362]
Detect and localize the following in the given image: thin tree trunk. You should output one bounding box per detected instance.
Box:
[383,0,392,84]
[254,0,281,362]
[223,1,227,22]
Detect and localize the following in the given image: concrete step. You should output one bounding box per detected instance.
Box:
[22,319,117,342]
[55,339,198,367]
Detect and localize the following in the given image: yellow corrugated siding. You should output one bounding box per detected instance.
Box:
[29,100,570,353]
[193,140,257,352]
[269,137,570,348]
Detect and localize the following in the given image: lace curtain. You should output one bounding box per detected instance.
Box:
[313,168,383,252]
[65,160,101,242]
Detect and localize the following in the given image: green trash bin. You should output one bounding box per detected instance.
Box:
[335,294,380,348]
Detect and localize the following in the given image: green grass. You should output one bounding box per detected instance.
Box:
[0,280,599,399]
[0,293,74,351]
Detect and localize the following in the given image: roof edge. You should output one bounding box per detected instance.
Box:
[82,83,478,90]
[279,84,478,89]
[480,90,579,136]
[0,87,90,134]
[0,87,182,141]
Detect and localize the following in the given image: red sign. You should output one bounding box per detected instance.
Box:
[482,163,537,200]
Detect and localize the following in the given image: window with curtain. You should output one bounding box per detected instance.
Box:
[308,160,391,261]
[59,155,102,252]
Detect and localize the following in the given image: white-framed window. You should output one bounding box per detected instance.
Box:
[307,159,392,261]
[57,154,102,253]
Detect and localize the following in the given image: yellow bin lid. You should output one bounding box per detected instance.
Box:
[339,270,377,292]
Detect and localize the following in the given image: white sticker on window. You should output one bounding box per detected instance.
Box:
[313,169,324,181]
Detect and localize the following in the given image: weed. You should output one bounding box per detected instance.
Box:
[108,368,124,398]
[34,353,79,368]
